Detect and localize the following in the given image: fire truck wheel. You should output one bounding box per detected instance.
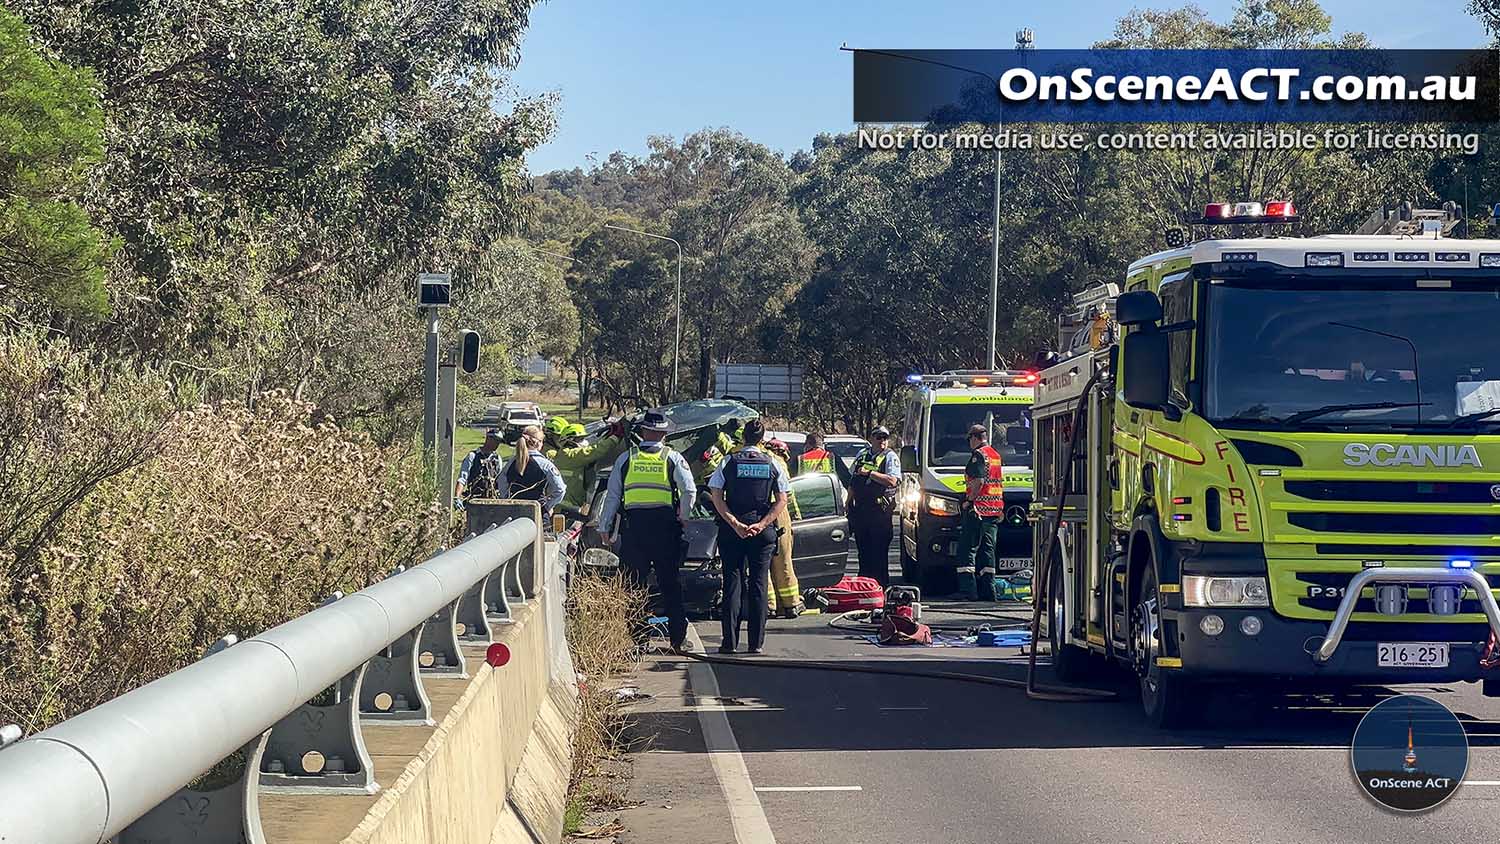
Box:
[1048,552,1094,683]
[1136,566,1195,729]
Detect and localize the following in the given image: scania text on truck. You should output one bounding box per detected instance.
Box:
[1031,201,1500,727]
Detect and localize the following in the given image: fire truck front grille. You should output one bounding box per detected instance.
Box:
[1314,543,1500,558]
[1285,480,1500,504]
[1295,570,1500,615]
[1287,512,1500,536]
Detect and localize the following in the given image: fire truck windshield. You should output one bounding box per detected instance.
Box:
[1203,279,1500,429]
[927,403,1032,467]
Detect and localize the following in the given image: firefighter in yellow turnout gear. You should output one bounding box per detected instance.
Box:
[763,439,802,618]
[543,416,624,512]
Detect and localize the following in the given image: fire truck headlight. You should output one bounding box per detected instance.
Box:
[1183,575,1270,608]
[1199,615,1225,636]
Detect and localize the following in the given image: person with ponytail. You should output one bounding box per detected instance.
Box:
[499,424,566,519]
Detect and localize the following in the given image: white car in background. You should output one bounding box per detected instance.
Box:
[824,434,869,470]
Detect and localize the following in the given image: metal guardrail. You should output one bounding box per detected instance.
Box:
[0,503,544,844]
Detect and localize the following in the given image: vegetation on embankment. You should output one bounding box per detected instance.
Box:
[564,573,647,830]
[0,333,441,731]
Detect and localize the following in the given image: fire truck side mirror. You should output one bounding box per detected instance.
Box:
[1122,331,1171,410]
[1115,290,1163,327]
[900,445,918,474]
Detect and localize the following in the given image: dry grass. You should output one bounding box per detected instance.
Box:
[0,337,440,731]
[565,571,646,797]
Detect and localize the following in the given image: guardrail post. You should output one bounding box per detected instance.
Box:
[464,500,544,597]
[359,564,434,724]
[260,594,379,794]
[483,550,517,623]
[118,636,269,844]
[359,628,434,725]
[418,598,467,676]
[457,573,494,644]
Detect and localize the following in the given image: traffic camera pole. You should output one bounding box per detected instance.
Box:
[437,354,458,516]
[423,309,440,452]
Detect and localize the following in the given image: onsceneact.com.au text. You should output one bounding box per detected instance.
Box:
[997,68,1477,104]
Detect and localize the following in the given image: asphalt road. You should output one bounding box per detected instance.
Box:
[612,547,1500,844]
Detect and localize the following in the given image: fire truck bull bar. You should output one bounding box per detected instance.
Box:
[1313,567,1500,664]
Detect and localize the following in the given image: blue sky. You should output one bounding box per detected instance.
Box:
[508,1,1489,174]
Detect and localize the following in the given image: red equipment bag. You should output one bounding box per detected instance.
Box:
[878,613,932,646]
[821,576,886,613]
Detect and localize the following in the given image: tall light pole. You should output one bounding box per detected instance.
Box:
[603,224,682,398]
[991,28,1035,370]
[841,43,1028,371]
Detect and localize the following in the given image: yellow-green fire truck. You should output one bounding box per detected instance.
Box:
[898,371,1037,592]
[1032,201,1500,727]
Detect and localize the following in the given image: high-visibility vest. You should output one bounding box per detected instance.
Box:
[850,448,896,509]
[622,447,676,510]
[968,444,1006,518]
[799,448,834,475]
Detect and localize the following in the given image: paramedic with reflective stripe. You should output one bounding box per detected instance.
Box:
[709,419,788,654]
[956,424,1005,601]
[598,410,697,652]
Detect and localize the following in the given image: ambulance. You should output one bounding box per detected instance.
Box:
[897,370,1037,592]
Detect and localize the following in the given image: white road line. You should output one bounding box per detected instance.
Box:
[1139,745,1347,752]
[1464,780,1500,786]
[685,627,776,844]
[755,786,863,792]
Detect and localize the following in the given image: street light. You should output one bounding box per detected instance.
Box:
[603,223,682,397]
[841,44,1017,370]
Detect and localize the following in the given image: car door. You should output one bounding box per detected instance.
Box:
[789,473,849,587]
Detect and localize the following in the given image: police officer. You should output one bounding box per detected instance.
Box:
[846,426,900,586]
[709,419,789,654]
[498,425,566,519]
[597,410,697,653]
[797,432,835,476]
[956,424,1005,601]
[454,428,503,505]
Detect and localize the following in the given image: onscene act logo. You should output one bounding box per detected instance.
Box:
[1351,694,1469,812]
